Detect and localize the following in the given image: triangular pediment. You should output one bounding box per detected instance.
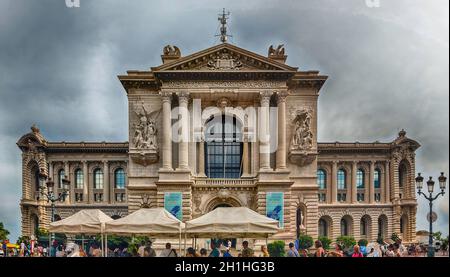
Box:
[152,43,298,72]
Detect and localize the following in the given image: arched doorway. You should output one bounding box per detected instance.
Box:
[340,215,353,237]
[212,203,236,248]
[318,216,333,238]
[360,215,372,239]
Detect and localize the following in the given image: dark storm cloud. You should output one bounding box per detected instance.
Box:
[0,0,448,240]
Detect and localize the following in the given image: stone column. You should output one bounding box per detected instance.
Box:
[197,137,206,177]
[369,161,375,204]
[385,161,390,203]
[177,92,190,170]
[259,91,272,171]
[276,91,288,170]
[351,161,358,203]
[83,161,89,203]
[331,161,338,204]
[242,137,250,177]
[161,91,173,170]
[64,161,70,204]
[103,161,109,203]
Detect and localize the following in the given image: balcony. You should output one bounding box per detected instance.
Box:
[195,178,255,187]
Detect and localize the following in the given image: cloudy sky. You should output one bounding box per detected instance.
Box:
[0,0,448,241]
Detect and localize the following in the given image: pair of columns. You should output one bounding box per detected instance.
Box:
[161,92,189,171]
[160,90,289,174]
[259,90,288,172]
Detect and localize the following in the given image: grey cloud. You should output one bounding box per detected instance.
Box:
[0,0,448,240]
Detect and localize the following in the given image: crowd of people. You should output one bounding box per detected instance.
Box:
[1,237,447,257]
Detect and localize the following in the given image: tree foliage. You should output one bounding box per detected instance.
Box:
[358,239,368,247]
[336,236,356,250]
[297,234,314,250]
[0,222,10,241]
[318,236,332,249]
[267,241,285,257]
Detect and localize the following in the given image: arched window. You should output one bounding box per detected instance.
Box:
[319,218,328,237]
[374,168,381,189]
[360,217,369,236]
[399,163,408,188]
[115,168,126,189]
[205,115,243,179]
[357,169,365,189]
[340,218,348,236]
[338,169,347,189]
[75,169,83,189]
[340,218,349,236]
[58,169,65,189]
[94,168,103,189]
[317,170,327,189]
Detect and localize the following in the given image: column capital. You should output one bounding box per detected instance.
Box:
[352,160,359,165]
[260,90,272,105]
[177,91,190,103]
[276,91,289,103]
[160,91,173,102]
[102,160,109,165]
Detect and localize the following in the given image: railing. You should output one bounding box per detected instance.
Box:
[196,178,255,187]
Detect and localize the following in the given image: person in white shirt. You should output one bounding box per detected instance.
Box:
[159,243,177,257]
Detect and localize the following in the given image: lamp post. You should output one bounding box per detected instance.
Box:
[38,169,70,252]
[415,172,447,257]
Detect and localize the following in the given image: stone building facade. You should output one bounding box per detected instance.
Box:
[18,43,420,243]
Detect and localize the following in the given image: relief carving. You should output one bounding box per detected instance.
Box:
[207,51,243,70]
[132,104,160,150]
[290,109,314,151]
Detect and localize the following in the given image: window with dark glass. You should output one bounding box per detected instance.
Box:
[94,169,103,189]
[58,169,65,189]
[75,169,83,189]
[357,169,365,189]
[374,169,381,189]
[319,219,328,237]
[317,170,327,189]
[337,169,346,189]
[115,168,126,189]
[205,115,243,179]
[340,218,349,236]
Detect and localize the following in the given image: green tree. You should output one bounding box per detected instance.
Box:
[0,222,10,241]
[336,236,356,251]
[267,241,285,257]
[358,239,368,247]
[433,231,442,241]
[297,234,314,250]
[318,236,332,250]
[391,232,400,242]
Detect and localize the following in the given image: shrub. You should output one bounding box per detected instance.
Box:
[358,239,368,247]
[336,236,356,250]
[298,235,314,250]
[391,232,400,242]
[318,236,332,250]
[376,234,384,245]
[267,241,285,257]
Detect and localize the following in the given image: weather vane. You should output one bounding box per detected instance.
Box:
[216,8,232,43]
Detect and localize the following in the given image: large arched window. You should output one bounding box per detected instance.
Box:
[75,169,83,189]
[374,168,381,189]
[94,168,103,189]
[340,218,349,236]
[205,115,243,179]
[58,169,65,189]
[357,169,365,188]
[317,169,327,189]
[337,169,347,189]
[319,218,328,237]
[115,168,126,189]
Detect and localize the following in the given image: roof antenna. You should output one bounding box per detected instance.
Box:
[216,8,232,43]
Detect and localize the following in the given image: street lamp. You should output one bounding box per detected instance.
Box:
[38,169,70,254]
[416,172,446,257]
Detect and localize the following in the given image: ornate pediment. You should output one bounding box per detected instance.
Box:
[152,43,298,72]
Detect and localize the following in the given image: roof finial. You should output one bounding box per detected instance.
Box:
[216,8,232,43]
